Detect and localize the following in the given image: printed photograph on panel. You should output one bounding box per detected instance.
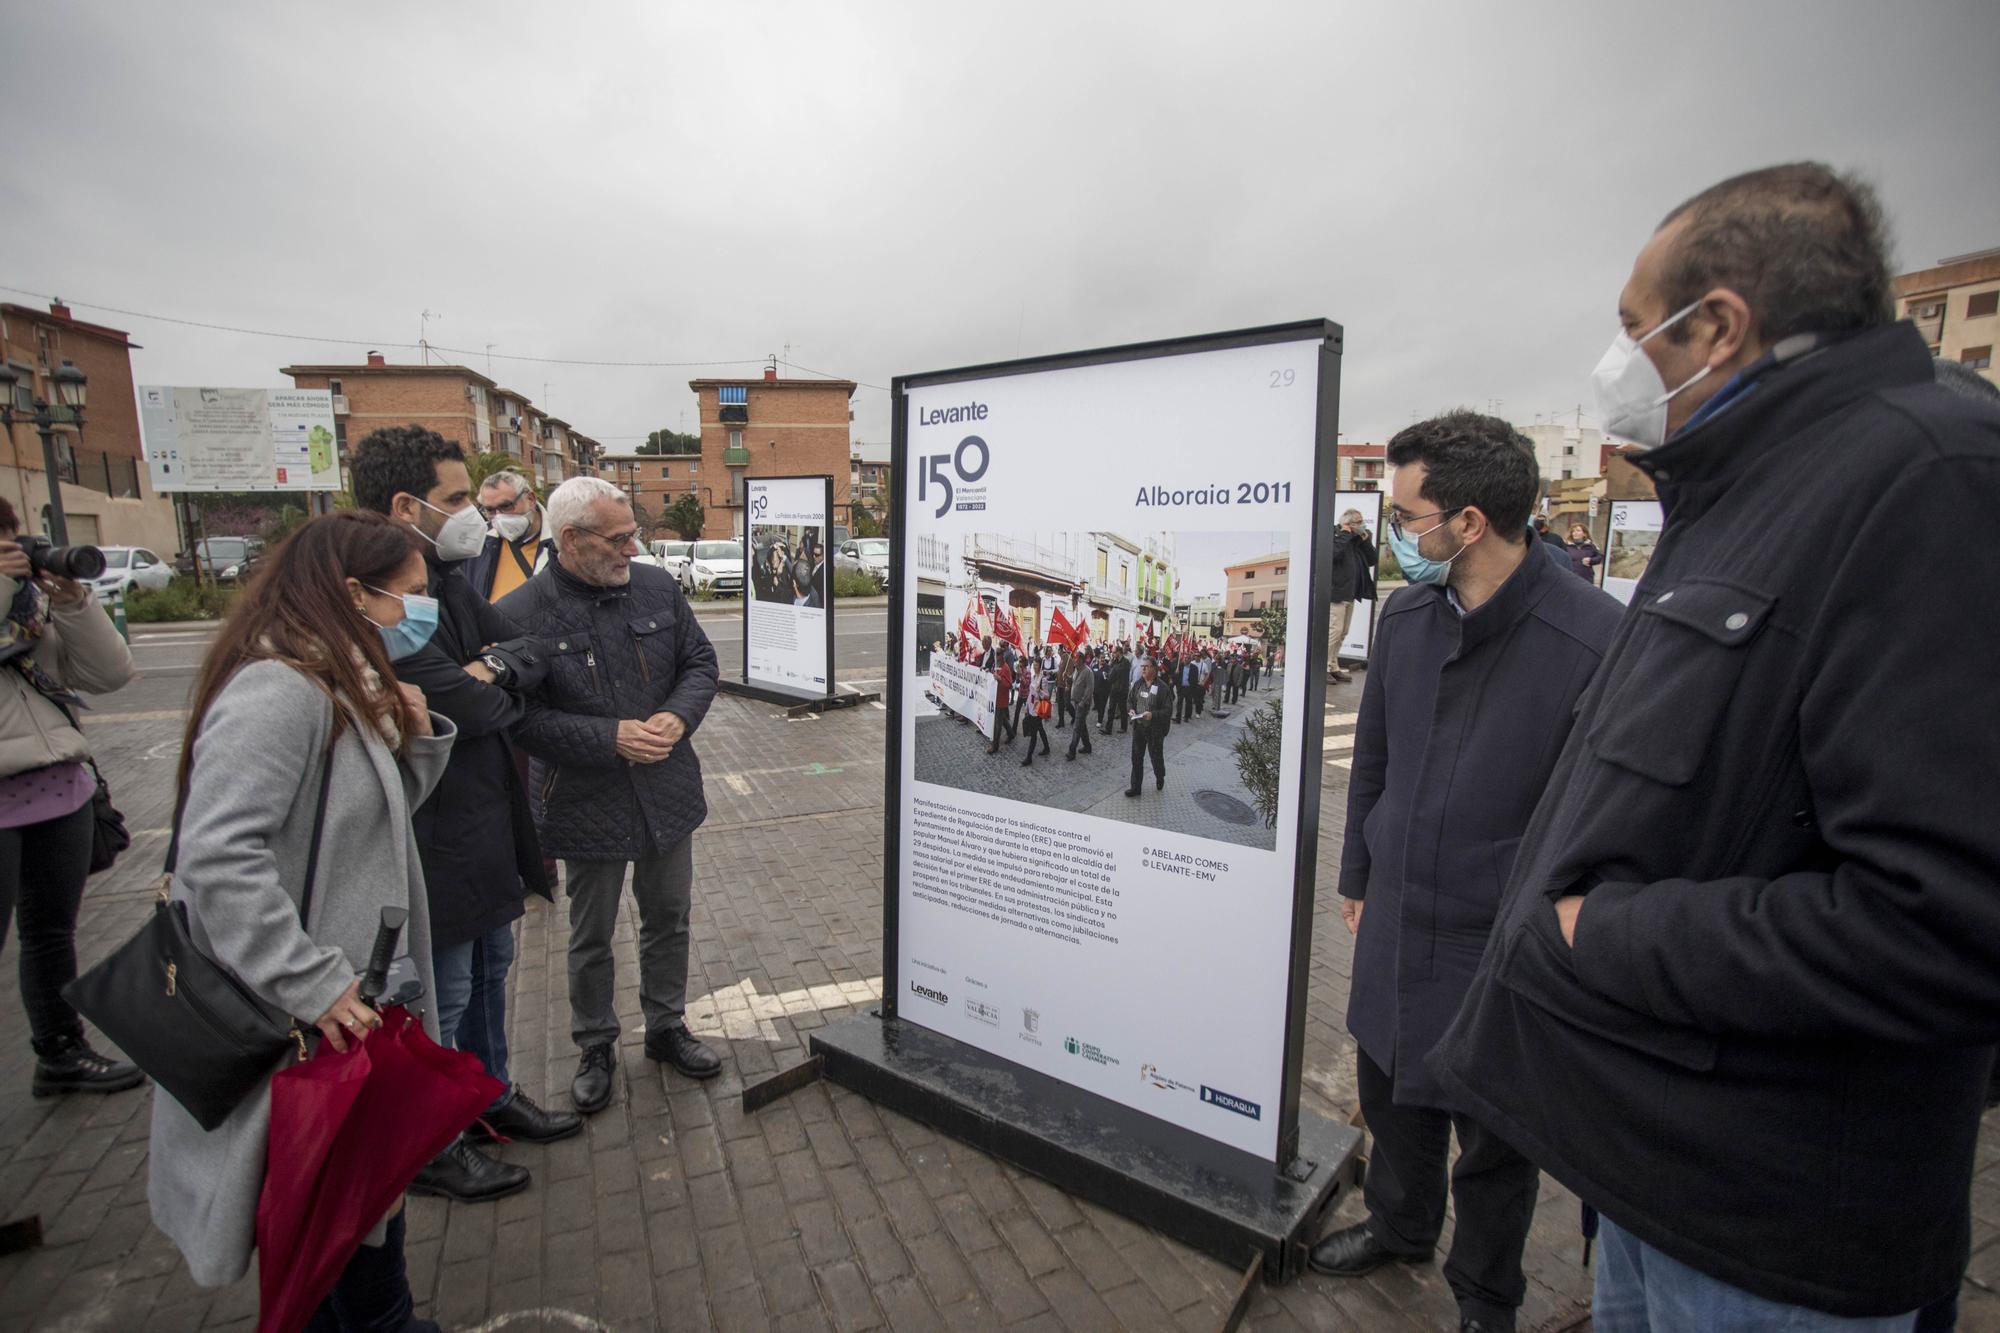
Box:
[750,523,827,607]
[913,530,1293,850]
[1607,526,1658,582]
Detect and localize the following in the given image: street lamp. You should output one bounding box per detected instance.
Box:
[0,360,88,544]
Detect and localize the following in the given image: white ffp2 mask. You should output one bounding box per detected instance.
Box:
[1590,301,1711,448]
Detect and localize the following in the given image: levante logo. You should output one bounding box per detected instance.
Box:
[914,422,991,519]
[909,981,949,1006]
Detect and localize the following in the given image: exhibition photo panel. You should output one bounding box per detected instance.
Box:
[744,475,834,694]
[894,329,1334,1161]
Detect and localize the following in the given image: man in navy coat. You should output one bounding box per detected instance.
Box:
[1309,411,1621,1333]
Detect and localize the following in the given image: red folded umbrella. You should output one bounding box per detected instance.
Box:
[255,1005,502,1333]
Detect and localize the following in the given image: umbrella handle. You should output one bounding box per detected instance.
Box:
[358,907,409,1008]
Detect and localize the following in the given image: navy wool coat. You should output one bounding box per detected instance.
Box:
[1341,542,1620,1107]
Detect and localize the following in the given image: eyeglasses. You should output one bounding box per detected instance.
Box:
[1388,506,1464,541]
[577,526,641,550]
[477,494,536,519]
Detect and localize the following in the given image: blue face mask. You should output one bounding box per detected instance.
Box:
[364,587,440,660]
[1387,515,1465,587]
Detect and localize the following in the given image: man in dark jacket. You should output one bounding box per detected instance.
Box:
[1308,413,1621,1333]
[1064,657,1096,760]
[1327,507,1378,684]
[1434,163,2000,1327]
[351,428,580,1204]
[1123,658,1170,798]
[501,477,722,1115]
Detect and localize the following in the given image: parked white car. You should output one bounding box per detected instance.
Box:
[681,540,744,597]
[652,539,695,582]
[91,546,174,599]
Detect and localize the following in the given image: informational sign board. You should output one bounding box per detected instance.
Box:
[137,386,342,492]
[888,323,1340,1162]
[1332,489,1384,662]
[1602,499,1663,605]
[742,475,835,697]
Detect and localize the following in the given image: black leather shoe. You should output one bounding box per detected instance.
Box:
[572,1042,616,1114]
[407,1136,530,1203]
[1124,788,1140,798]
[1459,1318,1509,1333]
[32,1036,145,1096]
[468,1090,583,1145]
[645,1024,722,1079]
[1156,774,1165,790]
[1306,1222,1430,1278]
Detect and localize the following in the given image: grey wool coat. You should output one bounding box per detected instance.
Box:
[147,660,455,1289]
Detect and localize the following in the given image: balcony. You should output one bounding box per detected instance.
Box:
[914,533,957,583]
[722,446,751,467]
[719,405,748,425]
[968,534,1078,587]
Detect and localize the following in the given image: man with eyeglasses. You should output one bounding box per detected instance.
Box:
[499,476,722,1115]
[1310,411,1621,1333]
[469,468,553,603]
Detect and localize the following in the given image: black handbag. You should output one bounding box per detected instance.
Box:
[84,760,129,874]
[62,748,334,1131]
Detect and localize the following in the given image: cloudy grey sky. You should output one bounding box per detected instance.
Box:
[5,1,1996,452]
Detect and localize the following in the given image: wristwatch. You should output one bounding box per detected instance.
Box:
[479,652,510,684]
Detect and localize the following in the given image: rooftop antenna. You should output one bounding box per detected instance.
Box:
[484,343,497,375]
[419,309,441,365]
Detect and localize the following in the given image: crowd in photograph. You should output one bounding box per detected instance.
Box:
[932,627,1278,797]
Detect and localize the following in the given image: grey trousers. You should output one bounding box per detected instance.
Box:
[564,836,694,1050]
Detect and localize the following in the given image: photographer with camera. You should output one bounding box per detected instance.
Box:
[0,496,138,1095]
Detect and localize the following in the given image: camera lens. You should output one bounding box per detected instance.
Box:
[27,542,107,581]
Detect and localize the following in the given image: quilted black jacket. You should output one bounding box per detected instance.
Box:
[497,558,719,860]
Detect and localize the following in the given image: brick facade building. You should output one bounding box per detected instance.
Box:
[0,301,178,554]
[687,369,855,539]
[281,353,601,484]
[1895,245,2000,386]
[1222,550,1289,639]
[599,450,704,535]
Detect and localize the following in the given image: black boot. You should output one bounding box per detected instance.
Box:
[32,1034,144,1097]
[467,1089,583,1145]
[309,1209,440,1333]
[645,1024,722,1079]
[572,1042,616,1114]
[407,1136,531,1204]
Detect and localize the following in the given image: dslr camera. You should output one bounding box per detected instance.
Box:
[19,536,107,581]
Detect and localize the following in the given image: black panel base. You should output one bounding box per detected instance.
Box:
[718,679,882,716]
[808,1014,1361,1283]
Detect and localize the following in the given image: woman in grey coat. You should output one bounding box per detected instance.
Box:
[148,512,456,1332]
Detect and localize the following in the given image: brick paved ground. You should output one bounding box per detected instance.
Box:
[2,658,1998,1331]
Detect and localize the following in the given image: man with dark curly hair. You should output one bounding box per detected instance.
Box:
[1309,410,1620,1333]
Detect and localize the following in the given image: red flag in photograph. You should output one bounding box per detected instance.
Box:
[992,601,1025,650]
[959,602,984,659]
[1048,605,1082,649]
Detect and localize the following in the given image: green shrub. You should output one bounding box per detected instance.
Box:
[1232,697,1284,828]
[832,567,882,599]
[126,577,236,623]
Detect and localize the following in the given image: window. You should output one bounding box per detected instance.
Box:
[1963,346,1993,370]
[718,386,748,405]
[329,379,342,397]
[1119,561,1130,591]
[1240,592,1255,611]
[661,466,671,478]
[1968,291,1999,319]
[1271,591,1286,609]
[1275,566,1287,577]
[1916,302,1945,319]
[728,429,742,450]
[1096,550,1108,584]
